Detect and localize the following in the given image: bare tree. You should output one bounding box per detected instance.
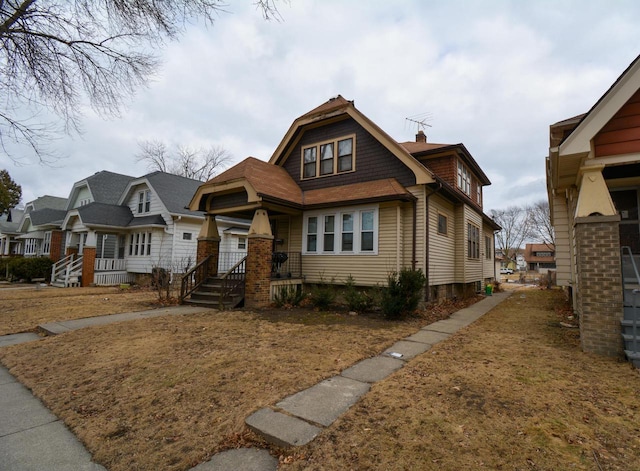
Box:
[527,200,555,248]
[0,0,281,163]
[136,139,231,181]
[490,206,532,266]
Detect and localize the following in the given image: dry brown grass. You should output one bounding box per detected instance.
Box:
[280,288,640,470]
[0,286,157,335]
[0,291,473,471]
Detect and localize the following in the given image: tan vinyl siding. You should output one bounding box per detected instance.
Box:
[300,203,401,286]
[454,204,465,281]
[552,193,571,286]
[274,216,291,253]
[428,194,456,285]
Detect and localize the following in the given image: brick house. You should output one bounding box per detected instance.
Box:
[187,96,499,308]
[547,54,640,363]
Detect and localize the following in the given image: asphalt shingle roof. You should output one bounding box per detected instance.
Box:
[77,202,133,227]
[144,171,205,216]
[85,171,135,205]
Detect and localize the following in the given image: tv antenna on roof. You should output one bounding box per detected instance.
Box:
[405,112,433,132]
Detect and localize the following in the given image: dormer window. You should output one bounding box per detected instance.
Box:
[302,135,355,179]
[457,160,471,196]
[138,190,151,213]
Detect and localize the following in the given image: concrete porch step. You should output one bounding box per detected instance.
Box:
[624,350,640,368]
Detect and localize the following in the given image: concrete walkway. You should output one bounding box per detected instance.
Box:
[0,292,510,471]
[244,291,510,453]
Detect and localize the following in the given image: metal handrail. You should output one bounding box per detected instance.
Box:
[622,246,640,285]
[219,256,246,309]
[180,255,212,303]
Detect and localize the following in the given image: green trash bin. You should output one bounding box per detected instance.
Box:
[485,284,493,296]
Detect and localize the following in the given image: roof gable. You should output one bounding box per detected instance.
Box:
[560,54,640,156]
[269,95,434,185]
[119,171,204,218]
[67,171,135,209]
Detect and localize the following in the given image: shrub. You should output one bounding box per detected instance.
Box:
[273,284,305,308]
[9,257,53,282]
[309,275,336,310]
[343,275,378,313]
[381,268,426,320]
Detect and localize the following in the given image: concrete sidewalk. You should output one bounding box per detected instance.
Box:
[244,291,511,452]
[0,365,106,471]
[0,292,510,471]
[0,305,209,471]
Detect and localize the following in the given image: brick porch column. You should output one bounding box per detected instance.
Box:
[197,215,220,278]
[574,215,623,357]
[245,209,273,309]
[81,246,96,287]
[49,230,64,262]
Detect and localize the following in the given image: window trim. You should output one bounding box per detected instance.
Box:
[457,159,472,196]
[467,222,480,259]
[437,213,448,235]
[301,134,356,180]
[137,190,151,214]
[485,235,492,260]
[237,236,247,250]
[128,231,153,257]
[303,205,378,255]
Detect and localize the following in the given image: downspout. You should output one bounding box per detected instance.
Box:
[423,183,443,302]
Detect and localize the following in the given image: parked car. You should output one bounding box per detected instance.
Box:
[500,268,514,275]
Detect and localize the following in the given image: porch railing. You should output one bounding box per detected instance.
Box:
[219,256,246,309]
[94,272,135,286]
[95,258,126,271]
[271,251,301,278]
[51,254,83,287]
[180,255,212,303]
[219,252,247,273]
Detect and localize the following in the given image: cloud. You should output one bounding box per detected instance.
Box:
[3,0,640,213]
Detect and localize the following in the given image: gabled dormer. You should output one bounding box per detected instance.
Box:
[270,95,434,191]
[400,131,490,210]
[66,171,135,210]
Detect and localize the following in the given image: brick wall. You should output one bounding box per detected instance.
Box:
[81,247,96,287]
[49,230,64,262]
[574,215,623,357]
[245,235,273,309]
[197,238,220,278]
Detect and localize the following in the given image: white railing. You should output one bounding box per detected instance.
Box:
[94,271,135,286]
[95,258,126,271]
[51,254,83,287]
[51,254,73,282]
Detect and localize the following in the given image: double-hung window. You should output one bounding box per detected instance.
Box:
[323,216,335,252]
[303,147,317,178]
[467,223,480,259]
[485,235,492,260]
[303,206,378,255]
[301,135,355,179]
[138,190,151,213]
[129,231,152,256]
[42,231,52,255]
[457,160,471,196]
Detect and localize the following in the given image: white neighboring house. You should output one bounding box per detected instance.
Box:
[0,207,25,256]
[16,196,68,258]
[57,171,205,286]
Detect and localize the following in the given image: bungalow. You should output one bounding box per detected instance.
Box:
[523,243,556,273]
[546,54,640,363]
[186,96,499,308]
[15,196,67,258]
[0,207,25,256]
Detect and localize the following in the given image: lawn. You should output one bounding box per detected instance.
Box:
[280,288,640,470]
[2,287,638,471]
[0,287,468,470]
[0,286,158,335]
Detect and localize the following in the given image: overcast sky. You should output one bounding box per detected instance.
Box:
[3,0,640,212]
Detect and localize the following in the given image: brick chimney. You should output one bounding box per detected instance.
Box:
[416,130,427,143]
